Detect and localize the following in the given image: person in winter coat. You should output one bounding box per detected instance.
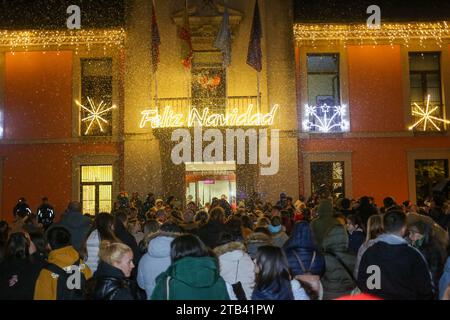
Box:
[151,234,230,300]
[252,245,309,300]
[34,227,92,300]
[84,213,119,273]
[310,199,343,250]
[357,211,434,300]
[114,211,141,279]
[269,216,289,248]
[406,209,448,249]
[213,233,255,299]
[56,201,91,253]
[408,220,447,296]
[321,224,356,300]
[36,197,55,230]
[283,221,325,276]
[196,207,229,249]
[246,228,272,259]
[346,214,365,255]
[137,224,181,299]
[91,241,143,300]
[354,214,384,278]
[241,215,254,240]
[13,197,32,219]
[353,196,378,228]
[0,232,42,300]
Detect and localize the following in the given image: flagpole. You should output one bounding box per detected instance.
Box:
[257,71,261,113]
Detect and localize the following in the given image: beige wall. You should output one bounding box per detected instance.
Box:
[124,0,299,202]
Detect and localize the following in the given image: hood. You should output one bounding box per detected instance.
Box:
[168,256,220,288]
[284,221,317,250]
[246,232,271,244]
[147,236,174,258]
[322,225,349,252]
[375,233,408,245]
[48,246,81,268]
[317,199,334,218]
[213,241,246,257]
[61,211,91,228]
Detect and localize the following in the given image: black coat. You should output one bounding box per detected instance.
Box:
[196,221,229,249]
[91,261,144,300]
[0,258,42,300]
[357,236,434,300]
[114,222,141,279]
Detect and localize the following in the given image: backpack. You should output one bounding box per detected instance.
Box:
[44,259,87,300]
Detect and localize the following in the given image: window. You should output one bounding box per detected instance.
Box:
[81,59,113,136]
[191,52,226,114]
[409,52,444,131]
[415,159,448,202]
[80,165,113,215]
[311,161,345,200]
[304,54,348,133]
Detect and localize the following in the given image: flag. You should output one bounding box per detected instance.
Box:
[179,1,193,69]
[246,0,262,72]
[151,0,161,73]
[214,6,231,68]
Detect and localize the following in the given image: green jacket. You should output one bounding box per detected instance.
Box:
[151,256,230,300]
[310,199,342,250]
[321,225,357,300]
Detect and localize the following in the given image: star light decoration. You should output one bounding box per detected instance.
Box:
[409,95,450,131]
[303,104,350,133]
[77,97,117,135]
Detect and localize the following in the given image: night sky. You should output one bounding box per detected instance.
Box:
[0,0,125,29]
[0,0,449,29]
[294,0,450,23]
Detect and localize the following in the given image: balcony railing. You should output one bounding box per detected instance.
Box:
[153,96,260,118]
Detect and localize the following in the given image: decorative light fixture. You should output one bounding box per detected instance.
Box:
[303,104,350,133]
[294,21,450,47]
[409,95,450,131]
[77,97,117,135]
[0,29,125,52]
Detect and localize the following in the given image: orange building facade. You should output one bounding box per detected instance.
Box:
[295,24,450,206]
[0,31,125,221]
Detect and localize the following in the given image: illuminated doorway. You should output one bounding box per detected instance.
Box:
[185,162,236,206]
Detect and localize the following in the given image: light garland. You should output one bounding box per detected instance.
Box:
[294,21,450,47]
[409,95,450,132]
[0,29,125,52]
[303,104,350,133]
[77,97,117,135]
[140,105,279,129]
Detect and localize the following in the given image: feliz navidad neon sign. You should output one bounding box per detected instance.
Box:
[139,104,279,129]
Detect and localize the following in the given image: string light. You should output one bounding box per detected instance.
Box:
[0,29,125,51]
[140,105,279,129]
[294,21,450,46]
[409,95,450,132]
[77,97,117,135]
[303,104,350,133]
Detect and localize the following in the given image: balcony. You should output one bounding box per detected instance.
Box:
[153,95,260,118]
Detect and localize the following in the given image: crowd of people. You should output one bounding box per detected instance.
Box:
[0,190,449,300]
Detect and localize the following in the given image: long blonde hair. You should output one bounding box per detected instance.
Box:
[99,241,132,266]
[366,214,384,242]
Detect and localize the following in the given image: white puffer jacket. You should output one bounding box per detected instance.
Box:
[85,230,101,273]
[214,242,255,300]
